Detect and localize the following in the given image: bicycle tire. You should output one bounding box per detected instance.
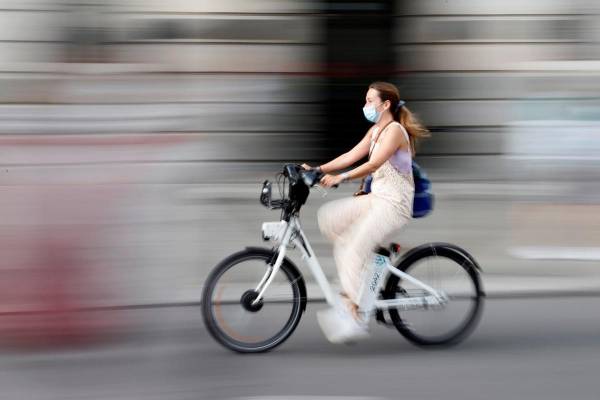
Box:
[201,247,306,353]
[382,243,484,347]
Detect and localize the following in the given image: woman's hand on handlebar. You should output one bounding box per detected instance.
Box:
[320,174,343,188]
[298,163,341,189]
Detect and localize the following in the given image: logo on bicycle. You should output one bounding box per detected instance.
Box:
[374,255,386,267]
[369,271,382,292]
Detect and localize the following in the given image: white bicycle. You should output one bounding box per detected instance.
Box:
[201,164,484,353]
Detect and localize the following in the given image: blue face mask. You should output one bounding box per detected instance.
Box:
[363,103,383,123]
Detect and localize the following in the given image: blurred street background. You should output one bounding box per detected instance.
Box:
[1,0,600,399]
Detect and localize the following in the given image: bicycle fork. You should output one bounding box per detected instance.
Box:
[251,224,294,306]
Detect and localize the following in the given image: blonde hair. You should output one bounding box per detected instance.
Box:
[369,81,430,155]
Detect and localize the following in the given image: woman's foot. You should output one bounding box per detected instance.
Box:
[339,293,361,322]
[316,294,370,344]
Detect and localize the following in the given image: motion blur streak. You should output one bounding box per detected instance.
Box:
[0,1,599,399]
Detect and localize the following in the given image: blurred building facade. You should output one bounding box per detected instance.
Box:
[2,0,600,173]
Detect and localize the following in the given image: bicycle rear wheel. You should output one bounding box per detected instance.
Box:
[201,247,306,353]
[383,243,484,346]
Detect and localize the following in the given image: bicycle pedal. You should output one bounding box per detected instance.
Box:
[375,309,394,328]
[389,242,402,254]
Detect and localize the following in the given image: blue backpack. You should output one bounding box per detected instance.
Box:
[358,161,434,218]
[410,161,434,218]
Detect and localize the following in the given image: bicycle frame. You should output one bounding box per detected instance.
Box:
[253,216,448,320]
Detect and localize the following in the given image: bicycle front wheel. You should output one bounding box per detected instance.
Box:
[383,243,484,347]
[201,247,306,353]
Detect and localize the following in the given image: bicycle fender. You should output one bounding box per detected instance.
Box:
[396,242,483,273]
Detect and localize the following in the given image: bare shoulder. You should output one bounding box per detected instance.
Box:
[377,123,408,153]
[384,122,408,141]
[391,121,408,135]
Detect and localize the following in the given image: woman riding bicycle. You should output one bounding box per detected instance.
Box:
[302,81,430,343]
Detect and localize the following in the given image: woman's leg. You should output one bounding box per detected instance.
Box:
[335,197,411,305]
[317,195,373,318]
[317,195,371,244]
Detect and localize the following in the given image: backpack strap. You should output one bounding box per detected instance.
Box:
[368,120,394,159]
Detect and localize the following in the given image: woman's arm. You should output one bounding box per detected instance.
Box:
[320,124,407,187]
[317,129,372,174]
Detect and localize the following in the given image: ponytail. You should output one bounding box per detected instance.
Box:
[396,105,430,156]
[369,81,430,156]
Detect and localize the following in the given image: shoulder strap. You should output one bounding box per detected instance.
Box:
[394,122,409,142]
[368,120,394,159]
[396,122,411,152]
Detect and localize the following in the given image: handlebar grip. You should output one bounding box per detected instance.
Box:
[300,167,340,189]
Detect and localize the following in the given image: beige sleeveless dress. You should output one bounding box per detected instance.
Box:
[317,122,414,304]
